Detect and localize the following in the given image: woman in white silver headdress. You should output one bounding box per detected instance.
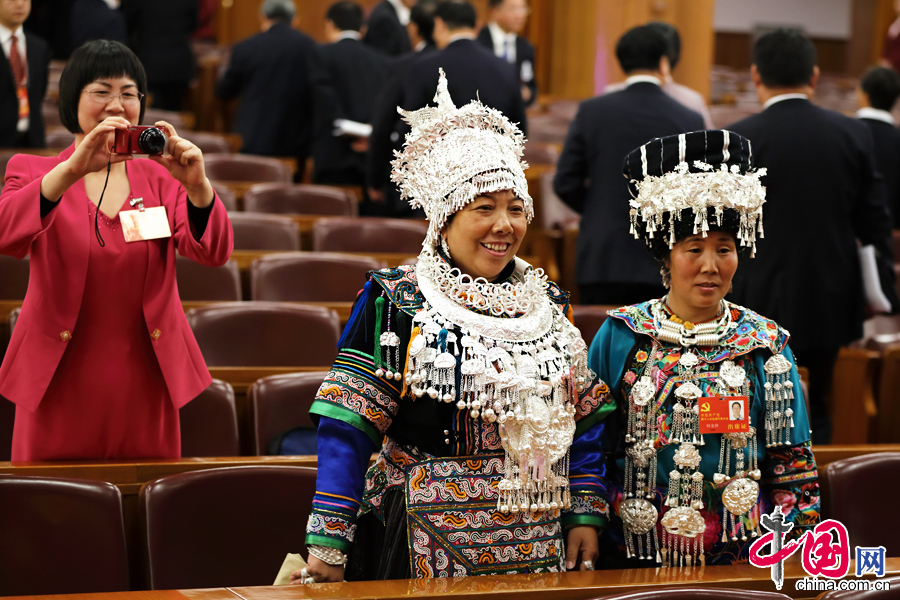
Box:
[590,130,820,568]
[291,70,615,584]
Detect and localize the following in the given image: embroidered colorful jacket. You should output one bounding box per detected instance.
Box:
[589,300,820,566]
[305,260,616,574]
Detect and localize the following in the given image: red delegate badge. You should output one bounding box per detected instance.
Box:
[698,396,749,434]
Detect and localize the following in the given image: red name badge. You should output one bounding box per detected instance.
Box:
[698,396,749,434]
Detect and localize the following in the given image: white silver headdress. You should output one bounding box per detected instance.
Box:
[391,69,533,248]
[624,130,767,255]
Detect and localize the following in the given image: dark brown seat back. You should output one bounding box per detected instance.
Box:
[825,453,900,556]
[175,255,242,301]
[186,302,340,366]
[0,396,12,461]
[523,141,559,166]
[229,213,301,251]
[244,183,356,216]
[591,588,791,600]
[183,131,232,154]
[250,252,383,302]
[203,154,292,183]
[312,217,427,254]
[141,108,187,129]
[210,181,238,211]
[572,304,617,346]
[0,255,29,299]
[818,576,900,600]
[179,379,240,457]
[0,475,129,596]
[140,465,316,589]
[45,128,75,148]
[249,371,327,455]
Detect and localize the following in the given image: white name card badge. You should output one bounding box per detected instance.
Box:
[121,199,171,242]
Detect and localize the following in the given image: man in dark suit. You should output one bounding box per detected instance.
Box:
[476,0,536,107]
[729,29,898,444]
[363,0,413,57]
[121,0,198,111]
[216,0,320,180]
[313,1,389,190]
[70,0,127,50]
[402,1,526,134]
[366,0,437,216]
[553,25,704,306]
[856,66,900,228]
[0,0,49,148]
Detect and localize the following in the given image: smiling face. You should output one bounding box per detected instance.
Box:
[0,0,30,30]
[442,189,527,281]
[77,76,141,136]
[665,232,738,323]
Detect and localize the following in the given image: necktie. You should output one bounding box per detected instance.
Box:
[505,38,515,64]
[9,35,25,86]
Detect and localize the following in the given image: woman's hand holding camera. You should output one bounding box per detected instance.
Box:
[149,121,214,208]
[40,117,133,202]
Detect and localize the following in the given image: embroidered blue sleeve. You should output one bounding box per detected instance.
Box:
[305,416,376,552]
[563,418,611,530]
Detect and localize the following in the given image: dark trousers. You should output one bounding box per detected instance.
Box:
[579,282,667,307]
[790,344,840,445]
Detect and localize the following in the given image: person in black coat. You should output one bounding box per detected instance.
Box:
[313,2,389,189]
[70,0,127,51]
[216,0,320,180]
[0,0,50,148]
[366,0,437,216]
[476,0,536,107]
[121,0,197,112]
[856,66,900,228]
[728,29,898,444]
[553,25,703,306]
[401,1,526,136]
[363,0,413,57]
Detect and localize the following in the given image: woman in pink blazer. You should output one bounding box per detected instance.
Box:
[0,40,233,461]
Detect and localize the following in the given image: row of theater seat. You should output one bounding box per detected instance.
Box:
[1,451,896,596]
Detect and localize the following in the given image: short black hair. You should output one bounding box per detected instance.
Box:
[647,21,680,69]
[59,40,147,134]
[434,0,477,30]
[411,0,438,46]
[615,25,668,74]
[861,66,900,111]
[261,0,295,22]
[732,401,742,409]
[327,1,363,32]
[753,28,816,88]
[487,0,505,7]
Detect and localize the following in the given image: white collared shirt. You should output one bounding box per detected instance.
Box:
[337,31,361,41]
[625,74,661,87]
[386,0,410,26]
[487,21,516,63]
[0,22,28,132]
[856,107,896,125]
[763,93,808,110]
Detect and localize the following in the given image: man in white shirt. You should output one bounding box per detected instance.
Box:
[856,66,900,229]
[0,0,49,148]
[476,0,536,106]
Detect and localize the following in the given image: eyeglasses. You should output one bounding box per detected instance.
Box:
[83,89,145,105]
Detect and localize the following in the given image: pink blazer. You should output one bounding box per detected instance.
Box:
[0,146,234,412]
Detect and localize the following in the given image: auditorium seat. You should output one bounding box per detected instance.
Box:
[825,453,900,556]
[0,475,129,596]
[182,131,232,154]
[203,154,292,184]
[41,103,61,128]
[140,465,316,589]
[250,252,384,302]
[526,114,571,144]
[0,255,29,299]
[186,302,340,366]
[877,346,900,443]
[0,150,17,186]
[44,128,75,148]
[229,213,301,251]
[312,217,428,254]
[211,181,238,211]
[592,588,791,600]
[244,183,357,216]
[249,371,327,455]
[175,255,242,301]
[179,379,240,457]
[142,108,190,130]
[818,577,900,599]
[572,305,617,345]
[523,141,560,166]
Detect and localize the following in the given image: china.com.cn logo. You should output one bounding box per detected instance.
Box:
[749,506,891,593]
